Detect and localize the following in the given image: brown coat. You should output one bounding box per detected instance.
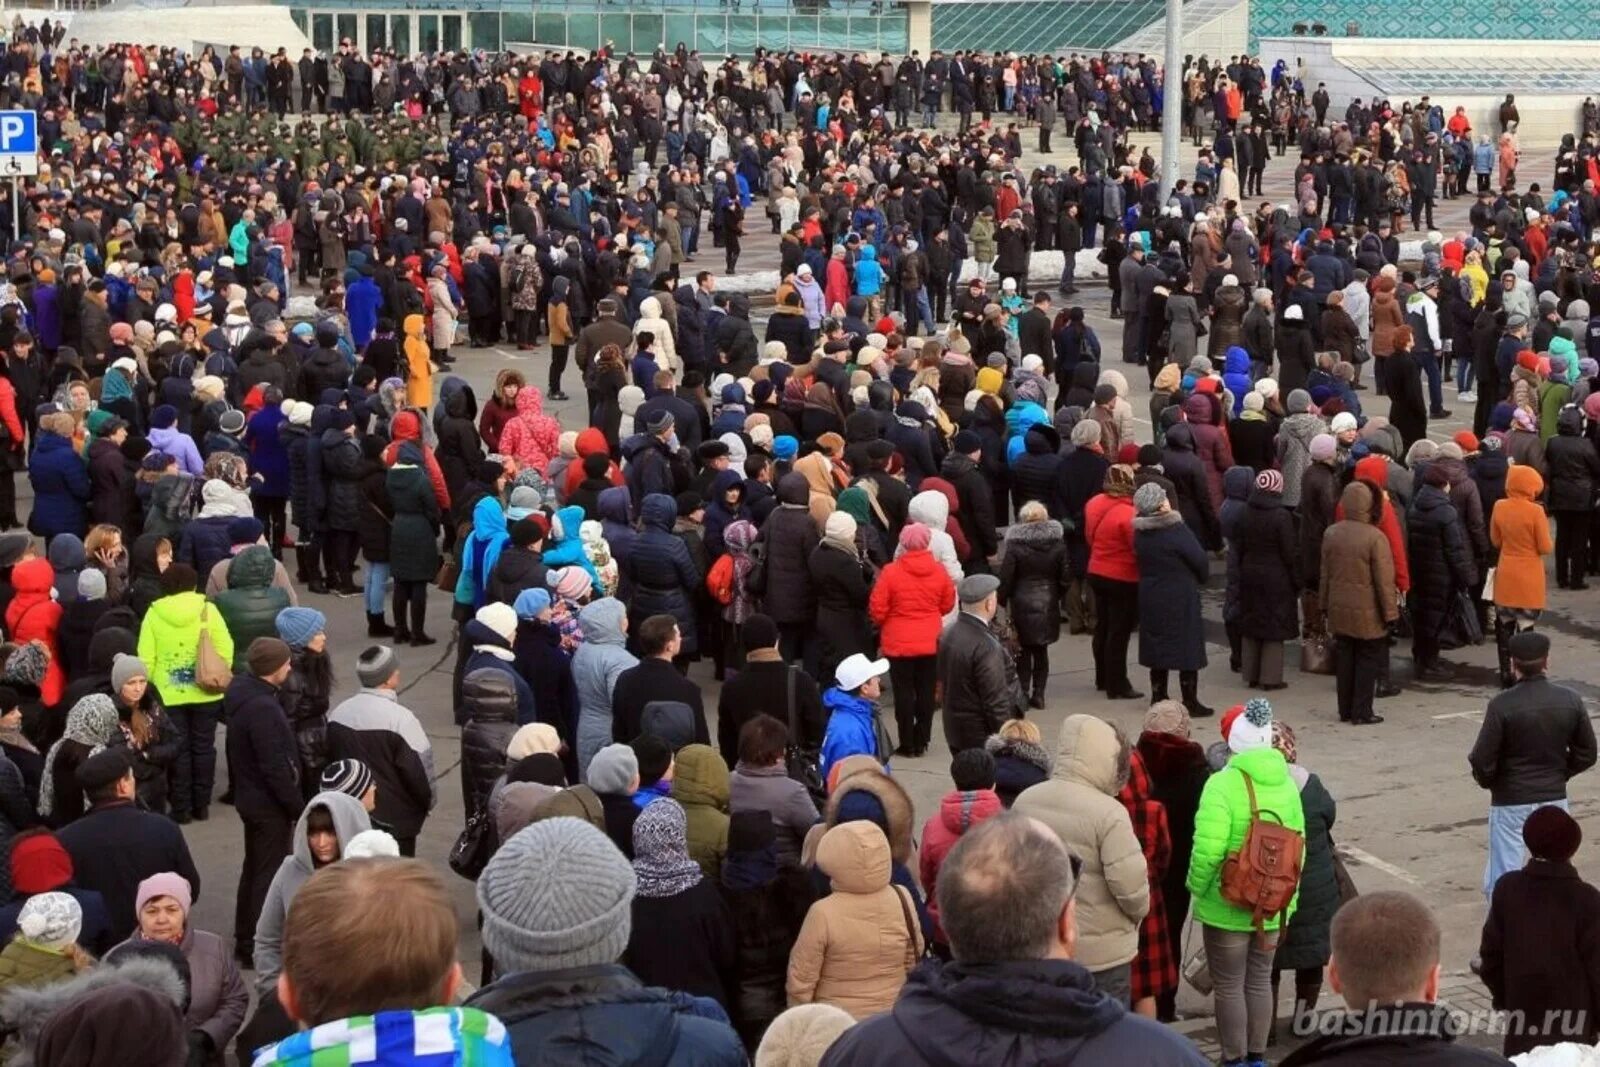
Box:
[786,821,923,1019]
[1319,482,1399,639]
[1369,281,1405,358]
[1490,465,1552,610]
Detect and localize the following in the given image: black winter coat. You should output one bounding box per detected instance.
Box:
[1386,350,1429,449]
[1161,425,1221,550]
[763,309,813,364]
[436,391,486,504]
[721,864,814,1044]
[757,476,819,625]
[1009,426,1064,519]
[940,452,998,560]
[320,430,364,532]
[623,495,703,655]
[1406,483,1476,642]
[938,613,1014,755]
[809,541,872,674]
[1227,416,1276,476]
[998,520,1069,646]
[1134,511,1210,672]
[297,348,350,401]
[1469,676,1598,806]
[1274,771,1339,971]
[87,438,134,531]
[1279,1004,1512,1066]
[1229,491,1300,640]
[460,667,517,819]
[1480,859,1600,1057]
[1054,447,1108,573]
[1276,318,1315,395]
[281,424,313,530]
[278,647,331,794]
[716,657,827,768]
[1299,462,1341,591]
[357,459,392,563]
[176,515,234,581]
[1545,414,1600,512]
[624,880,738,1010]
[223,674,303,823]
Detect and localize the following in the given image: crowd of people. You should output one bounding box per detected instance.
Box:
[0,17,1590,1067]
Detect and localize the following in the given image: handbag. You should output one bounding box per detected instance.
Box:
[195,605,233,693]
[449,807,493,880]
[1351,337,1371,364]
[782,667,826,806]
[745,540,769,596]
[1439,589,1485,650]
[1298,632,1335,676]
[1181,919,1213,995]
[1330,839,1360,906]
[435,555,461,594]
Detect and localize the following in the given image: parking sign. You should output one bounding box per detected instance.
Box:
[0,111,38,177]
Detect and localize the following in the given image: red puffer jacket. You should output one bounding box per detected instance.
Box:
[1085,492,1138,583]
[868,547,955,657]
[919,787,1004,942]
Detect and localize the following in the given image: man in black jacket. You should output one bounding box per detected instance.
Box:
[941,431,999,566]
[1469,631,1597,900]
[1279,891,1509,1066]
[936,575,1014,755]
[609,615,708,748]
[1016,291,1054,371]
[223,637,302,967]
[56,748,201,944]
[716,614,825,766]
[822,813,1209,1067]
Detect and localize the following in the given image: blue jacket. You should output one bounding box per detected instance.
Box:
[346,277,384,348]
[1223,346,1253,415]
[855,246,884,297]
[466,964,744,1067]
[461,620,537,726]
[820,687,883,780]
[541,504,601,586]
[27,432,91,538]
[246,406,291,499]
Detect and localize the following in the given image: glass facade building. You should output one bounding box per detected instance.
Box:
[287,0,908,57]
[932,0,1162,54]
[1248,0,1581,47]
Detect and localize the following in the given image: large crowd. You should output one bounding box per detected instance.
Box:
[0,19,1588,1067]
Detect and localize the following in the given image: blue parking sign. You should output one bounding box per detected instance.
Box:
[0,111,34,155]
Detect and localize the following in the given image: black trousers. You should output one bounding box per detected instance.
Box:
[326,529,358,584]
[394,580,429,636]
[168,700,221,817]
[1555,511,1590,586]
[1016,643,1050,697]
[253,495,288,557]
[550,342,570,394]
[236,813,293,959]
[1335,635,1385,721]
[1089,575,1138,694]
[889,654,937,751]
[515,308,536,347]
[0,469,16,528]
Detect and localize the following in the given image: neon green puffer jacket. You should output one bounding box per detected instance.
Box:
[1185,745,1306,933]
[136,591,235,707]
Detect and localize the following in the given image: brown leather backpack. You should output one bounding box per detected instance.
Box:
[1220,769,1304,943]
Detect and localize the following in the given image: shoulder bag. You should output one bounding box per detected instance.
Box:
[195,604,233,693]
[449,807,494,881]
[782,666,826,806]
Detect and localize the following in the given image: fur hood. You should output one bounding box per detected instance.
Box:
[823,770,915,866]
[1004,519,1065,545]
[0,956,188,1064]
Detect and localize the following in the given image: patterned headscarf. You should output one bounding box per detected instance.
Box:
[722,519,760,626]
[632,799,703,899]
[39,694,122,819]
[1271,720,1298,765]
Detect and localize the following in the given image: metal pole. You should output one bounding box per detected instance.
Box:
[9,177,16,246]
[1159,0,1183,202]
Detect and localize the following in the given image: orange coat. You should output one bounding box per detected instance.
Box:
[1490,465,1552,610]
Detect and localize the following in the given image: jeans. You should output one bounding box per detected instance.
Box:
[168,700,221,817]
[1416,350,1445,412]
[1060,252,1077,292]
[364,560,391,616]
[888,655,938,752]
[1204,924,1280,1061]
[1335,635,1385,721]
[236,813,292,960]
[1486,799,1568,899]
[682,222,699,256]
[1456,351,1475,393]
[910,286,934,335]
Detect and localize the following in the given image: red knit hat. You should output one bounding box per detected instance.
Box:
[1453,430,1480,453]
[10,831,72,895]
[1220,704,1246,742]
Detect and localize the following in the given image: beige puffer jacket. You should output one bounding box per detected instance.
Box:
[786,821,923,1019]
[1014,714,1149,971]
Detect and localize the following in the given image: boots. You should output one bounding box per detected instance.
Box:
[410,599,435,646]
[367,612,393,637]
[1149,669,1169,702]
[1494,616,1514,689]
[1180,671,1215,718]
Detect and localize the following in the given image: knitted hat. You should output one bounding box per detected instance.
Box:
[343,829,402,858]
[823,511,857,543]
[1133,482,1167,516]
[586,743,640,794]
[1286,389,1313,414]
[1524,805,1582,861]
[227,517,265,545]
[550,567,593,601]
[356,645,398,688]
[1309,434,1338,462]
[319,759,373,800]
[1228,698,1275,754]
[10,833,72,894]
[476,602,519,645]
[135,872,193,918]
[755,1004,858,1067]
[3,642,48,687]
[1242,391,1265,413]
[274,607,326,650]
[18,892,81,949]
[507,723,562,761]
[246,637,292,678]
[898,522,932,552]
[1453,430,1480,453]
[514,587,552,620]
[72,565,105,601]
[110,654,147,692]
[150,405,177,430]
[477,819,636,973]
[1255,469,1284,495]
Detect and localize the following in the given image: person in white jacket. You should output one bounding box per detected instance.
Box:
[633,295,679,374]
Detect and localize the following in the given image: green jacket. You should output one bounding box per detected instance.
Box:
[137,591,236,707]
[212,547,291,670]
[0,938,76,993]
[1186,746,1306,933]
[673,743,730,883]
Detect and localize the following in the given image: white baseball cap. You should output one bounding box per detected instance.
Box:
[835,654,889,691]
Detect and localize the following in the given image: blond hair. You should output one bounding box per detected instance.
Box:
[282,859,457,1027]
[998,718,1042,746]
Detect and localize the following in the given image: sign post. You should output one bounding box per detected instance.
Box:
[0,111,39,243]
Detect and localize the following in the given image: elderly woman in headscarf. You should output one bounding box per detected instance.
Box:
[1135,699,1211,1021]
[39,694,122,827]
[623,799,737,1010]
[1268,720,1340,1045]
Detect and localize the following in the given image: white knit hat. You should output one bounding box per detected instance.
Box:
[1228,698,1275,754]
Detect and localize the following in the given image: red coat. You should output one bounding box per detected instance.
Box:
[1338,457,1411,593]
[1084,492,1138,583]
[919,787,1004,943]
[1118,749,1176,1003]
[5,558,64,706]
[868,547,955,657]
[824,258,850,313]
[562,427,622,499]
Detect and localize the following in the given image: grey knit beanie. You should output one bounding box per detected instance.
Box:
[1134,482,1168,516]
[586,744,639,795]
[477,818,635,974]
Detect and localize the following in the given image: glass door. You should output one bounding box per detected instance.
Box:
[391,14,411,55]
[441,14,463,52]
[418,14,441,54]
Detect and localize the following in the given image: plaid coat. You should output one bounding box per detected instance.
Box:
[1118,749,1178,1003]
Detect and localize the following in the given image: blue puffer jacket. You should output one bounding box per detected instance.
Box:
[465,964,744,1067]
[622,494,702,655]
[1223,345,1253,415]
[542,504,602,587]
[246,406,291,499]
[27,432,91,538]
